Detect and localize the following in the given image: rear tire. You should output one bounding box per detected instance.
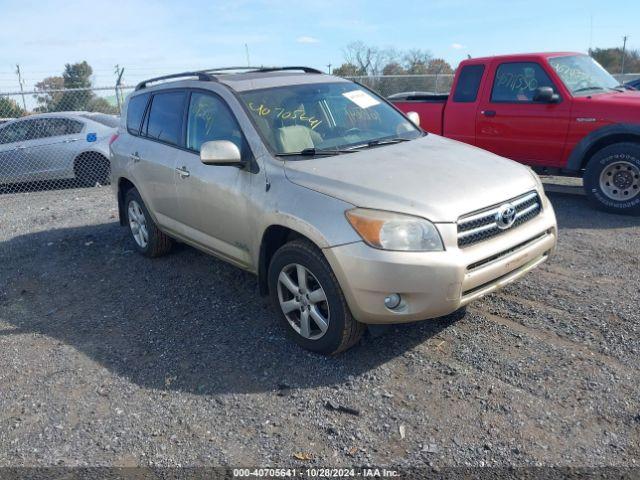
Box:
[74,152,111,187]
[583,143,640,215]
[268,239,365,355]
[124,188,173,257]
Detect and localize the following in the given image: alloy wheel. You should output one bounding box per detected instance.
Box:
[276,263,330,340]
[128,200,149,248]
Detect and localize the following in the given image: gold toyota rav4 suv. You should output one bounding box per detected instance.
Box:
[110,67,557,354]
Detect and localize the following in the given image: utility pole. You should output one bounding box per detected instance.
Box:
[114,64,125,114]
[327,63,332,74]
[621,35,628,75]
[245,44,251,67]
[15,64,27,111]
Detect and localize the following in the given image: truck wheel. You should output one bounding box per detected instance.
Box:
[124,188,173,257]
[584,143,640,215]
[268,239,365,355]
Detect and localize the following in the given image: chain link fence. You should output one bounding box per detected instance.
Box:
[0,86,133,196]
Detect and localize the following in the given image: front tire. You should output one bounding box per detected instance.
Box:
[268,239,365,355]
[584,143,640,215]
[124,188,173,257]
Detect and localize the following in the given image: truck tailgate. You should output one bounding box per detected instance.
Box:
[392,99,446,134]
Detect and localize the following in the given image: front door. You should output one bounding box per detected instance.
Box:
[476,61,571,167]
[173,91,257,268]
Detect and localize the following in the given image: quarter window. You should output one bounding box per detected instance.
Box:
[491,62,556,103]
[126,93,150,135]
[452,64,485,102]
[186,92,243,152]
[145,91,186,146]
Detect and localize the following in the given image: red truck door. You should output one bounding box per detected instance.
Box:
[475,60,571,167]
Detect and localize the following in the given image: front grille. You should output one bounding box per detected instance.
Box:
[457,191,541,247]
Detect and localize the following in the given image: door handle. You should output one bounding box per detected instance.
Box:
[481,110,496,117]
[15,145,26,150]
[63,138,80,143]
[129,152,141,163]
[176,166,190,178]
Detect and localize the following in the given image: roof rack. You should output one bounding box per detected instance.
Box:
[135,66,325,90]
[135,71,217,90]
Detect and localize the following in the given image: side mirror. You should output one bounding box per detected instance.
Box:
[406,111,420,127]
[200,140,244,166]
[533,87,560,103]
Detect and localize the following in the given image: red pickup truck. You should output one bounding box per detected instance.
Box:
[391,52,640,215]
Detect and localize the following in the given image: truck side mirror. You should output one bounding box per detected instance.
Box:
[533,87,560,103]
[406,111,420,127]
[200,140,245,167]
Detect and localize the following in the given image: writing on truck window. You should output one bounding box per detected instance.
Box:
[247,102,323,130]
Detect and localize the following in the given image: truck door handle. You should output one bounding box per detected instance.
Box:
[129,152,141,162]
[176,166,190,178]
[481,110,496,117]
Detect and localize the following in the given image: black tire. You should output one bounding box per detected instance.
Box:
[583,142,640,215]
[74,152,111,187]
[268,239,365,355]
[124,188,173,257]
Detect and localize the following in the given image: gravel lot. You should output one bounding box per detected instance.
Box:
[0,182,638,468]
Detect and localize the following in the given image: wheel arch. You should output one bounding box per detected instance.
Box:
[117,177,137,226]
[567,123,640,172]
[257,224,324,296]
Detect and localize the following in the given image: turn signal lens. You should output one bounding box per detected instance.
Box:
[346,208,443,252]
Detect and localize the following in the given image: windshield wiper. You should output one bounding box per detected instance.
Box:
[573,86,605,93]
[346,137,412,151]
[276,147,354,157]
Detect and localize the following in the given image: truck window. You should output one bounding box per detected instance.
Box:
[145,91,186,146]
[491,62,556,103]
[452,65,485,102]
[126,93,150,135]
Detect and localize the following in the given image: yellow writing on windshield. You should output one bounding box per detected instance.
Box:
[247,102,323,130]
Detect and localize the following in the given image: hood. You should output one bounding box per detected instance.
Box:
[284,134,538,223]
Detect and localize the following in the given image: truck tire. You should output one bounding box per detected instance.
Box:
[124,188,173,257]
[583,142,640,215]
[268,239,365,355]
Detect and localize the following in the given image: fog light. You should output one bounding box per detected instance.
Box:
[384,293,402,310]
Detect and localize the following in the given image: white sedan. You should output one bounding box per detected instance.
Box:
[0,112,117,188]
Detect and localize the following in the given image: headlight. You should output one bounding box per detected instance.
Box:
[345,208,444,251]
[529,168,544,189]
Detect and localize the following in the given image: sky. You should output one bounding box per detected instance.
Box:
[0,0,638,91]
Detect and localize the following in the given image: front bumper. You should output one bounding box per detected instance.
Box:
[324,198,557,324]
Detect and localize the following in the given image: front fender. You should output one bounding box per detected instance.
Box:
[566,123,640,171]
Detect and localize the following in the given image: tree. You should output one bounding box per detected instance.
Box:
[34,76,64,112]
[58,61,94,111]
[0,97,25,118]
[404,49,432,74]
[87,96,118,114]
[343,41,398,76]
[332,63,362,77]
[426,58,453,75]
[590,47,640,74]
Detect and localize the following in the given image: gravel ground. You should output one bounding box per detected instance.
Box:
[0,181,638,468]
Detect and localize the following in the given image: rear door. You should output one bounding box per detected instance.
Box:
[475,60,571,166]
[26,118,84,179]
[132,90,186,227]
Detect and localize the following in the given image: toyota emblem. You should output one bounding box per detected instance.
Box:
[495,203,517,230]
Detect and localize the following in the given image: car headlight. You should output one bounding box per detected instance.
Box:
[528,168,544,189]
[345,208,444,251]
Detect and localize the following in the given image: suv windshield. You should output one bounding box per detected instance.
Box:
[548,55,621,95]
[239,82,422,155]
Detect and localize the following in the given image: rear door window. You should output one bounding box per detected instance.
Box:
[491,62,556,103]
[452,64,485,102]
[145,91,186,146]
[126,93,150,135]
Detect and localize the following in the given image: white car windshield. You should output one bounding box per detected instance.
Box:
[548,55,622,95]
[239,82,422,155]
